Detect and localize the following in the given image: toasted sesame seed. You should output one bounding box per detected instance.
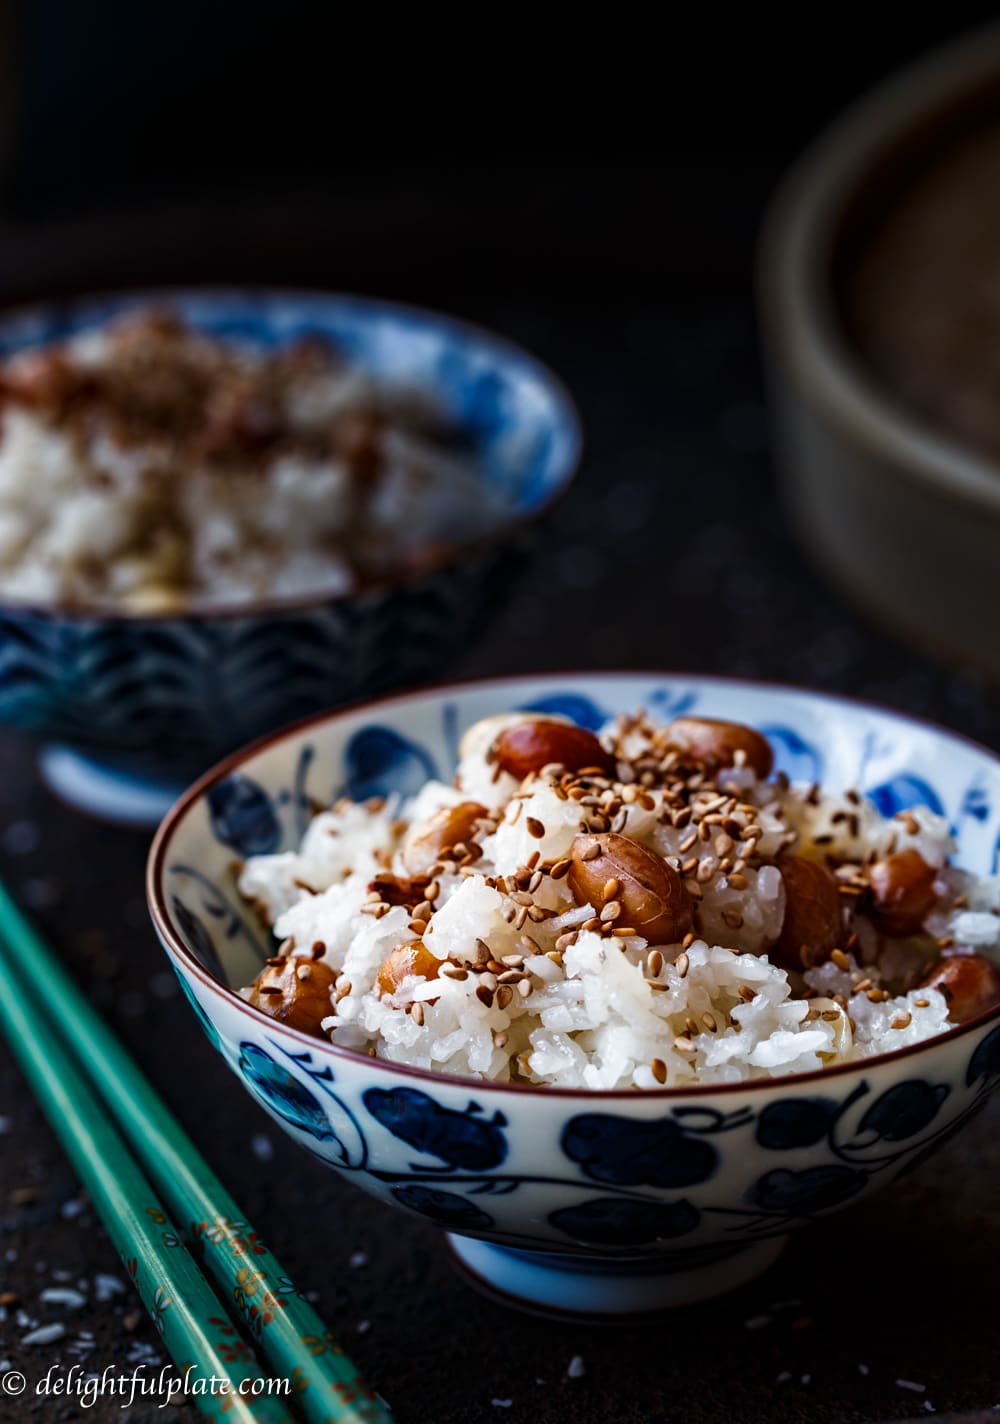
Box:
[600,901,622,923]
[517,978,533,998]
[651,1058,667,1084]
[831,948,851,972]
[701,1012,717,1033]
[476,985,495,1009]
[550,858,572,880]
[581,842,602,861]
[737,984,755,1002]
[675,951,690,978]
[647,950,664,978]
[526,817,545,839]
[440,963,468,981]
[410,1002,425,1027]
[673,1036,696,1055]
[891,1010,912,1030]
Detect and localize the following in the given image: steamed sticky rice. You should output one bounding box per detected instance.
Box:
[237,709,1000,1089]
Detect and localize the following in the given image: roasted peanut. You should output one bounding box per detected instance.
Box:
[402,801,488,874]
[367,873,430,908]
[868,849,938,937]
[493,719,615,779]
[247,956,337,1037]
[376,941,441,997]
[567,833,693,945]
[919,953,1000,1024]
[772,855,842,970]
[664,716,773,779]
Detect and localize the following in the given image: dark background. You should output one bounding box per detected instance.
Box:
[2,8,1000,1424]
[0,7,994,312]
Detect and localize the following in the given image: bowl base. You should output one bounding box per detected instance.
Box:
[445,1234,787,1320]
[39,745,187,827]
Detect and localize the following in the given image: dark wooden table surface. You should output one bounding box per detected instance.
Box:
[0,293,998,1423]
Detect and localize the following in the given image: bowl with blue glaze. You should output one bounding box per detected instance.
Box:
[0,290,579,825]
[147,672,1000,1318]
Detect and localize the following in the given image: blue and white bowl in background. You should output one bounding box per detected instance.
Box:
[147,673,1000,1318]
[0,291,580,824]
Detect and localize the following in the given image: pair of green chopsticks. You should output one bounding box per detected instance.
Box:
[0,881,391,1424]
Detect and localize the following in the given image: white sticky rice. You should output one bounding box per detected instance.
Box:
[0,312,502,610]
[237,712,1000,1088]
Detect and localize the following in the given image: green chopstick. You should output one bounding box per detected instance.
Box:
[0,881,392,1424]
[0,946,295,1423]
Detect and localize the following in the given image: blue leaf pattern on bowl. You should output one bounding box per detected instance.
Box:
[363,1087,507,1170]
[549,1197,700,1247]
[856,1081,949,1142]
[519,694,607,731]
[391,1184,494,1230]
[967,1024,1000,1085]
[207,774,281,856]
[341,727,438,801]
[238,1043,335,1142]
[868,774,944,818]
[561,1114,717,1188]
[754,1098,840,1150]
[759,725,822,783]
[747,1165,867,1214]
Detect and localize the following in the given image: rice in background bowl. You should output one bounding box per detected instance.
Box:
[0,292,580,819]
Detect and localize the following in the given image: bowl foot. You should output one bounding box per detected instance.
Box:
[446,1234,787,1319]
[38,745,187,827]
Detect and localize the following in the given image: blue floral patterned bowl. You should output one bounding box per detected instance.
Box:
[147,673,1000,1317]
[0,290,580,824]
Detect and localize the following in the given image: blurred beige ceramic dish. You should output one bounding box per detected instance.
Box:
[759,26,1000,677]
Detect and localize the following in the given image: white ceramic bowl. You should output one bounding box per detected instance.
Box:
[147,673,1000,1318]
[759,28,1000,676]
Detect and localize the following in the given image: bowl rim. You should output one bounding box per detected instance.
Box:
[758,23,1000,520]
[0,284,582,624]
[147,668,1000,1101]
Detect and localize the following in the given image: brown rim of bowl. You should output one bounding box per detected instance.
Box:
[0,285,582,624]
[146,668,1000,1101]
[758,23,1000,520]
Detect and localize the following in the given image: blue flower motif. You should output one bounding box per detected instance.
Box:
[549,1196,699,1247]
[391,1184,493,1230]
[561,1113,717,1188]
[748,1165,867,1214]
[857,1080,949,1142]
[207,774,281,856]
[520,693,607,732]
[967,1024,1000,1085]
[238,1044,335,1142]
[341,727,437,801]
[363,1087,507,1170]
[755,1097,839,1150]
[868,774,944,818]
